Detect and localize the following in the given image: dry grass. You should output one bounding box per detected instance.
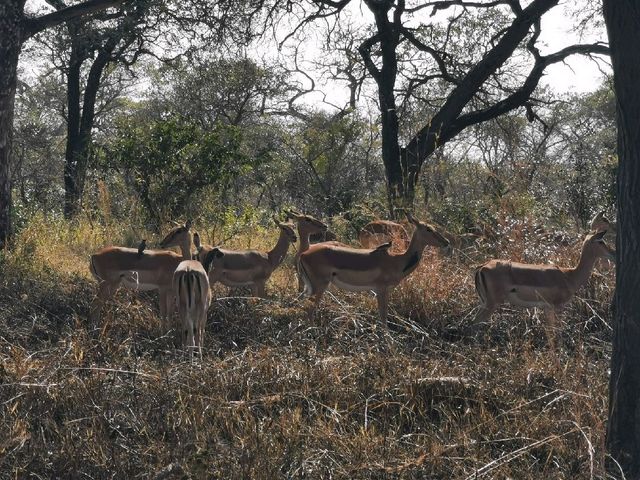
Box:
[0,215,615,479]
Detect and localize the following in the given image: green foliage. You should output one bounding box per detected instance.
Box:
[107,115,254,225]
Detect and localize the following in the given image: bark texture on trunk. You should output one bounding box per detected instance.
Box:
[604,1,640,476]
[0,0,26,248]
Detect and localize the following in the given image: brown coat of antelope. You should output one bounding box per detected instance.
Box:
[473,229,615,349]
[299,212,450,329]
[89,221,194,328]
[195,217,297,297]
[359,220,411,250]
[284,209,343,291]
[590,211,616,236]
[173,260,211,359]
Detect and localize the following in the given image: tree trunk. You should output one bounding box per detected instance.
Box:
[603,1,640,476]
[366,2,405,216]
[63,20,117,219]
[0,1,26,248]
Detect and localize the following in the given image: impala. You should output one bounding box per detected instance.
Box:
[284,209,331,256]
[590,211,616,235]
[197,217,298,297]
[89,221,193,328]
[284,209,344,290]
[173,260,211,359]
[473,229,615,349]
[359,220,410,250]
[298,212,449,328]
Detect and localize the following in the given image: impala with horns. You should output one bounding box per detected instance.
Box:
[196,216,297,297]
[298,212,449,328]
[173,259,211,359]
[89,221,193,328]
[474,229,615,350]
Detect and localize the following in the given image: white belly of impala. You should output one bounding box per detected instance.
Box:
[332,277,374,292]
[121,277,159,291]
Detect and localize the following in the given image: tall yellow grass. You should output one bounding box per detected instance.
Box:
[0,214,615,478]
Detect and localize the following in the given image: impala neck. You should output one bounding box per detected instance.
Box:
[178,240,192,261]
[297,226,313,255]
[566,245,600,291]
[398,228,428,276]
[268,230,292,267]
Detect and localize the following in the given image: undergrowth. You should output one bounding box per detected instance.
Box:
[0,215,615,479]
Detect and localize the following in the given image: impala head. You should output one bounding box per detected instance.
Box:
[273,215,297,243]
[202,247,225,274]
[159,220,193,251]
[406,211,450,250]
[590,211,615,234]
[284,209,328,235]
[582,230,615,261]
[192,231,206,262]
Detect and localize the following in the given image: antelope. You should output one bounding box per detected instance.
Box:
[473,229,615,349]
[359,220,410,250]
[284,209,331,256]
[590,211,616,236]
[89,221,193,328]
[197,217,298,297]
[298,212,450,329]
[284,209,344,291]
[173,260,211,359]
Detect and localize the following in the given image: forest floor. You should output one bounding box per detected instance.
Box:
[0,216,615,479]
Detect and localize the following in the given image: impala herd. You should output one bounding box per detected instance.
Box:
[89,210,615,358]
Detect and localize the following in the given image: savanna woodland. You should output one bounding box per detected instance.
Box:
[1,0,640,478]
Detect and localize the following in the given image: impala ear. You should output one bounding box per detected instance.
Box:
[592,230,607,241]
[272,214,282,226]
[203,247,224,273]
[405,211,419,225]
[185,219,192,230]
[193,231,201,249]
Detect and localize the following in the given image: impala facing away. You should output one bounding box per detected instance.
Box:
[197,217,297,297]
[474,229,615,349]
[173,260,211,359]
[298,212,449,328]
[89,221,193,329]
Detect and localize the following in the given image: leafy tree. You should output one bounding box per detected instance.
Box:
[39,0,157,219]
[12,71,66,218]
[276,110,382,215]
[269,0,609,213]
[0,0,129,248]
[106,115,253,225]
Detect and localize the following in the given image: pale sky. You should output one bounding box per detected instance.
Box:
[24,0,610,105]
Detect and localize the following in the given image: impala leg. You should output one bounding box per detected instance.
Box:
[307,283,329,324]
[250,281,267,299]
[197,308,206,360]
[374,288,390,331]
[159,287,176,334]
[543,308,560,350]
[543,308,562,369]
[472,301,497,340]
[90,280,118,323]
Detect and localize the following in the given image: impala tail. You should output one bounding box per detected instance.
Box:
[474,265,488,305]
[89,254,101,281]
[298,258,314,296]
[177,270,205,311]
